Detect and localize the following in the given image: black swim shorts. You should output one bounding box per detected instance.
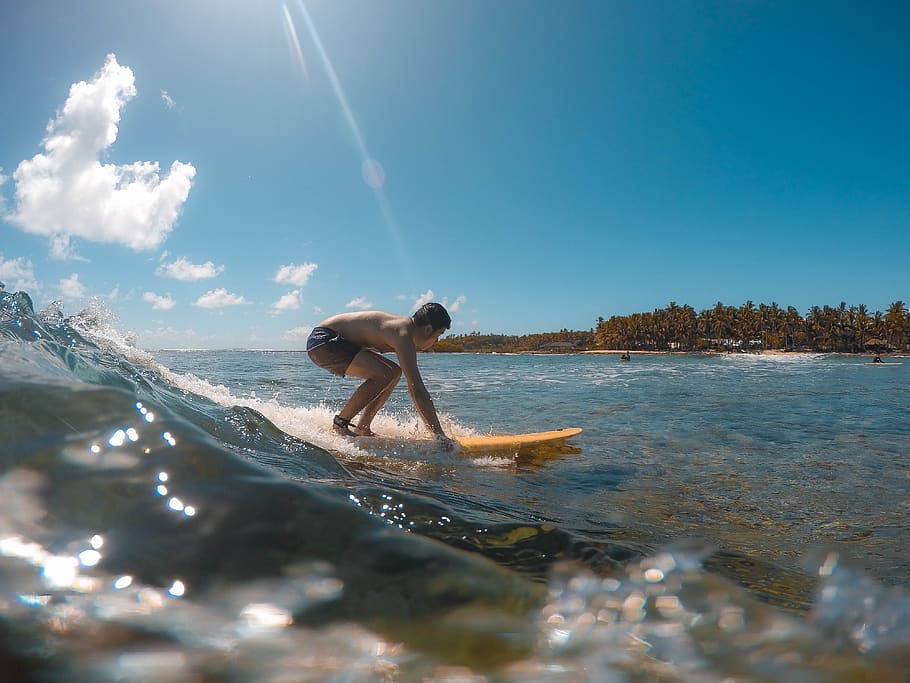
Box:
[306,326,361,377]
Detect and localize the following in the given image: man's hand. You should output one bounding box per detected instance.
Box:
[435,434,459,452]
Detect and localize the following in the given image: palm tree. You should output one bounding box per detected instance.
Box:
[855,304,869,352]
[710,303,728,347]
[766,302,784,349]
[697,308,714,348]
[738,301,756,347]
[886,301,907,350]
[871,311,886,342]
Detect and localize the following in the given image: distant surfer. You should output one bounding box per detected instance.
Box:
[873,354,882,363]
[306,302,456,449]
[620,352,631,361]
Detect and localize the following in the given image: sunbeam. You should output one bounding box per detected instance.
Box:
[288,1,410,280]
[281,3,309,81]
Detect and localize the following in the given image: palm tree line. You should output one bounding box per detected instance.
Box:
[436,301,908,353]
[594,300,909,352]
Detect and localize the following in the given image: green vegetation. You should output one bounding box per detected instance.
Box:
[437,301,909,353]
[435,330,594,354]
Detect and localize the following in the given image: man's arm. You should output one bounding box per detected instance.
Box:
[393,334,447,436]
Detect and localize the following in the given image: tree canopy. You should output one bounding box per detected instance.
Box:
[436,301,909,353]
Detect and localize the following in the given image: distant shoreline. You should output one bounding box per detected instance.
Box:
[579,349,908,357]
[150,348,907,357]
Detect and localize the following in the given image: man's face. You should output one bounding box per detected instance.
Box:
[416,325,444,351]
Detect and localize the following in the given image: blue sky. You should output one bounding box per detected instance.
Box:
[1,1,908,349]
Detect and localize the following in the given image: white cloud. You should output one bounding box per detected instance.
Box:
[143,291,176,310]
[138,325,206,350]
[270,290,301,314]
[345,297,372,310]
[446,295,467,313]
[0,254,39,292]
[157,256,224,281]
[8,54,196,258]
[409,291,466,314]
[59,273,87,300]
[284,325,312,341]
[160,90,176,109]
[103,284,122,302]
[194,288,247,309]
[413,289,434,310]
[274,262,317,287]
[48,234,86,261]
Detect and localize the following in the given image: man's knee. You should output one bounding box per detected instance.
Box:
[382,364,402,385]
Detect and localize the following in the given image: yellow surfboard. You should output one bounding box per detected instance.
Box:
[456,427,583,452]
[357,427,582,453]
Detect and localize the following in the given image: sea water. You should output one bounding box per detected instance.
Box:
[2,290,910,681]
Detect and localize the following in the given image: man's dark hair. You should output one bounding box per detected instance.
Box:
[412,302,451,332]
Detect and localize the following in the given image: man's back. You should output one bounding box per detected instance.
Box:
[318,311,410,354]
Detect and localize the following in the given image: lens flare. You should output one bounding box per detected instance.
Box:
[361,158,385,189]
[286,1,410,279]
[281,3,309,81]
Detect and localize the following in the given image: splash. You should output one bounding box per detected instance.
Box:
[66,303,476,462]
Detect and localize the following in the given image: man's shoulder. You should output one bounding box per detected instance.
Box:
[329,310,395,327]
[355,310,407,326]
[381,315,416,341]
[328,311,409,347]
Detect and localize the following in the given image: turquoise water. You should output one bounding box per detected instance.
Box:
[3,290,910,681]
[157,349,910,593]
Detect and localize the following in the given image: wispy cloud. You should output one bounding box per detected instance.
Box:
[409,291,466,315]
[345,297,372,310]
[283,325,312,341]
[194,288,247,309]
[157,256,224,281]
[0,254,39,292]
[446,295,467,313]
[270,290,301,314]
[103,284,122,303]
[59,273,86,300]
[143,291,176,310]
[139,325,207,350]
[413,289,434,310]
[274,262,317,287]
[160,89,177,109]
[8,54,195,259]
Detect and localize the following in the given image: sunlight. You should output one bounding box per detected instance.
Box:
[286,1,410,278]
[281,3,309,81]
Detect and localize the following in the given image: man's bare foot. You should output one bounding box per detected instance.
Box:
[332,415,376,437]
[332,415,360,437]
[352,425,376,437]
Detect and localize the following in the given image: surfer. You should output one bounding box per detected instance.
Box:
[873,355,882,363]
[306,302,456,449]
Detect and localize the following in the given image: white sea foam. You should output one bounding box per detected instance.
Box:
[469,455,518,468]
[69,305,479,460]
[720,351,827,363]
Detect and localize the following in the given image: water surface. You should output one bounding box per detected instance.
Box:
[3,292,910,681]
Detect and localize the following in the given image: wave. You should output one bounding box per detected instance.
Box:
[2,288,909,681]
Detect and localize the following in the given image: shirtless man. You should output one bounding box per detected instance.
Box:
[306,302,456,449]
